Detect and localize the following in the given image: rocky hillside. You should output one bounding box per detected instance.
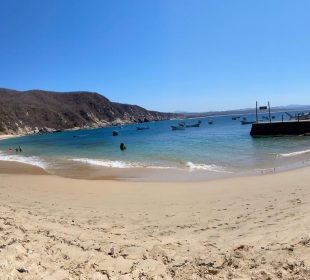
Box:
[0,88,180,135]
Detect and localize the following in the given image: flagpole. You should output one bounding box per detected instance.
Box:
[268,101,271,123]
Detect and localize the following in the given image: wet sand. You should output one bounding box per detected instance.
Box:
[0,162,309,279]
[0,161,47,175]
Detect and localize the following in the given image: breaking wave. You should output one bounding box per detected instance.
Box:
[71,158,176,169]
[185,161,232,173]
[71,158,140,168]
[277,149,310,158]
[71,158,230,173]
[0,152,48,169]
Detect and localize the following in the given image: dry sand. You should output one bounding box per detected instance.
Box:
[0,163,309,279]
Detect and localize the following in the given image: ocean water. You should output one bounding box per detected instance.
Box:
[1,112,310,180]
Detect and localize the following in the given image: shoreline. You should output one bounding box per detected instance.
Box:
[0,164,310,278]
[0,134,22,141]
[1,154,310,183]
[0,156,310,181]
[0,117,182,142]
[2,116,310,183]
[0,161,48,175]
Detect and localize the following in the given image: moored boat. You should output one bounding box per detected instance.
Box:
[171,125,185,130]
[185,120,201,128]
[285,112,310,121]
[136,126,150,130]
[240,120,256,125]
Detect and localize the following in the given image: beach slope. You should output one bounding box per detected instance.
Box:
[0,166,309,279]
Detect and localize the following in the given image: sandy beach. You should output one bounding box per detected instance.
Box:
[0,134,20,141]
[0,163,309,279]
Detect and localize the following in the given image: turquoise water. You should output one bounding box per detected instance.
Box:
[1,112,310,179]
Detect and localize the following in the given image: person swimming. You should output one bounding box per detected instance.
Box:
[14,146,22,153]
[120,143,126,151]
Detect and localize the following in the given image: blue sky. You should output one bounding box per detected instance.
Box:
[0,0,309,112]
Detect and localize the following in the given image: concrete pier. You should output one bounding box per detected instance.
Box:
[250,120,310,136]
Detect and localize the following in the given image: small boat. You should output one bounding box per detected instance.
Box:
[185,120,201,128]
[136,126,150,130]
[285,112,310,120]
[240,120,256,125]
[112,130,119,136]
[208,119,213,125]
[73,134,90,138]
[232,116,240,120]
[171,125,185,131]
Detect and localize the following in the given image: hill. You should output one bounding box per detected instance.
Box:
[0,88,180,134]
[177,105,310,118]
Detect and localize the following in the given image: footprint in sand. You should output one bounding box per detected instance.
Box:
[193,227,210,233]
[165,214,175,218]
[159,230,176,236]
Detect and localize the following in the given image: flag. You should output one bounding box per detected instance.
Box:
[259,106,268,110]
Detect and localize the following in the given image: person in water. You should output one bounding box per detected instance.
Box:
[14,146,22,153]
[120,143,126,151]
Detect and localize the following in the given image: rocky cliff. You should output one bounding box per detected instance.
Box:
[0,88,180,134]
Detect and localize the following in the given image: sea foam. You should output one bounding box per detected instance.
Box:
[71,158,176,169]
[71,158,142,168]
[277,149,310,157]
[0,152,48,169]
[185,161,231,173]
[72,158,230,173]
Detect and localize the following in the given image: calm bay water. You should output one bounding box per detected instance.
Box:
[1,112,310,180]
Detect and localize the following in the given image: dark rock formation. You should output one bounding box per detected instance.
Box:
[0,88,180,134]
